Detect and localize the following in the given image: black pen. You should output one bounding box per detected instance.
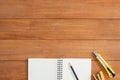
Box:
[69,63,79,80]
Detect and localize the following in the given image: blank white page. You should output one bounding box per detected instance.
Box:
[28,58,91,80]
[63,59,91,80]
[28,59,57,80]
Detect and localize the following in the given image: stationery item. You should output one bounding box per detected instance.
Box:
[97,73,101,80]
[69,63,79,80]
[92,74,98,80]
[28,58,91,80]
[99,71,105,80]
[93,51,115,78]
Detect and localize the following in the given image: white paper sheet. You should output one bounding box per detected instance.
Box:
[28,58,91,80]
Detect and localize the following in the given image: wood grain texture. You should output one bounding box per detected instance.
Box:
[0,0,120,79]
[0,19,120,40]
[0,40,120,60]
[0,61,119,80]
[0,0,120,18]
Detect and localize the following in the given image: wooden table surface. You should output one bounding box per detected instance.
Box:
[0,0,120,80]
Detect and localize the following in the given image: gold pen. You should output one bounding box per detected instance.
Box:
[93,51,115,78]
[99,71,105,80]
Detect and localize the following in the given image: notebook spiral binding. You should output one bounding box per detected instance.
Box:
[57,59,63,80]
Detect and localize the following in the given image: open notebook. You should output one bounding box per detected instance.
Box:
[28,58,91,80]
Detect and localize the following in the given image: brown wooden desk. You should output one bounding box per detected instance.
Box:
[0,0,120,80]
